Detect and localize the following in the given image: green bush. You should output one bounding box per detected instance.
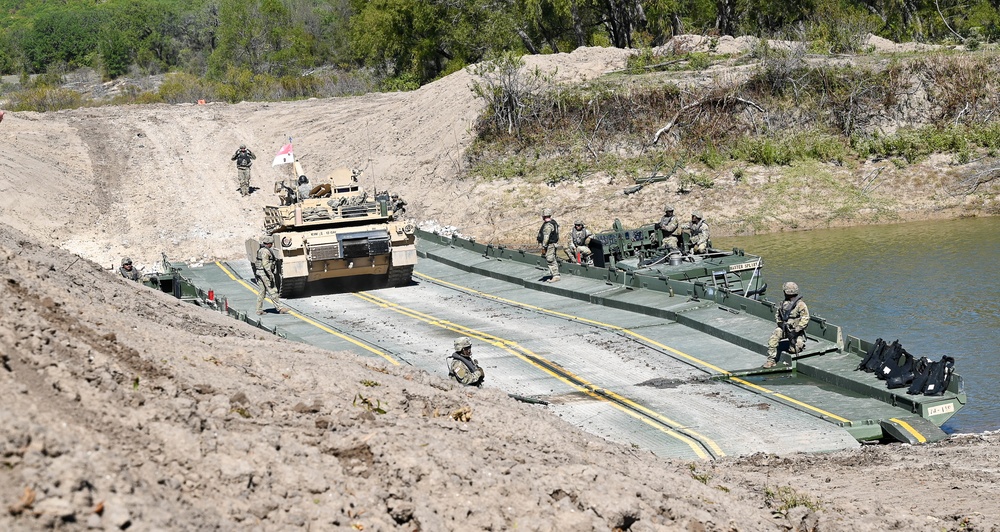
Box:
[158,72,214,104]
[731,137,792,166]
[6,86,87,112]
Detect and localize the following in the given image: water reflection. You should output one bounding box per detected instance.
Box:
[715,217,1000,434]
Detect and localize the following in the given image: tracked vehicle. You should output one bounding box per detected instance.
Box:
[247,165,416,298]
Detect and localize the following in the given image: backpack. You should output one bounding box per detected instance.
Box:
[858,338,886,372]
[922,356,955,396]
[875,340,903,381]
[885,350,916,389]
[907,357,933,395]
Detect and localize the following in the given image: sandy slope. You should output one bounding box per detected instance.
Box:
[0,47,631,272]
[2,41,999,530]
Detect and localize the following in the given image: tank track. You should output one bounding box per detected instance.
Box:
[386,265,414,287]
[278,276,307,298]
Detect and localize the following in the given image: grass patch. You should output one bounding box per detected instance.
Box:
[764,485,822,513]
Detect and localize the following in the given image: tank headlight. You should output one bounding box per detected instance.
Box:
[403,223,415,235]
[281,237,293,248]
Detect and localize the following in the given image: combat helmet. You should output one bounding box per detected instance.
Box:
[691,211,702,220]
[574,219,584,226]
[454,337,472,351]
[664,204,674,213]
[121,257,132,266]
[261,235,274,244]
[239,143,246,149]
[541,208,553,217]
[783,282,799,296]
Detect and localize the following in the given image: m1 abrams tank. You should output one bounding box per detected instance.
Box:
[246,165,416,298]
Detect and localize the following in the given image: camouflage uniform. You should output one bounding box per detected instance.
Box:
[682,213,710,253]
[765,282,810,367]
[255,238,287,315]
[391,194,407,217]
[657,206,681,251]
[569,221,594,265]
[447,337,484,386]
[297,175,312,202]
[537,209,560,282]
[119,258,140,282]
[231,145,256,196]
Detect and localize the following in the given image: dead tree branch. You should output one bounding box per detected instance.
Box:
[951,164,1000,195]
[651,96,767,145]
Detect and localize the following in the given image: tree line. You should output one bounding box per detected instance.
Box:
[1,0,999,89]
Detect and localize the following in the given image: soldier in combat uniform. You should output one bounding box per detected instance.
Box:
[119,258,140,281]
[537,208,560,282]
[682,211,710,254]
[231,143,256,196]
[447,337,485,386]
[657,205,681,253]
[390,194,407,217]
[568,220,594,265]
[764,282,810,368]
[255,236,289,315]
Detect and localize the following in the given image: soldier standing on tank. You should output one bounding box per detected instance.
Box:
[296,175,311,202]
[119,258,141,281]
[255,236,289,315]
[682,211,710,254]
[764,282,810,368]
[537,208,560,282]
[447,337,485,386]
[658,205,681,253]
[231,143,256,196]
[569,220,594,265]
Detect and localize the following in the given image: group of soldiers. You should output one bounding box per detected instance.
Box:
[536,206,806,369]
[656,205,710,254]
[537,204,711,283]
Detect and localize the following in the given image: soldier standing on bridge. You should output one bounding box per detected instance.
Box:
[537,208,560,282]
[231,143,256,196]
[255,236,289,315]
[764,282,810,368]
[447,337,485,386]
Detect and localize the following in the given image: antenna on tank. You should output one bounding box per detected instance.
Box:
[365,120,379,194]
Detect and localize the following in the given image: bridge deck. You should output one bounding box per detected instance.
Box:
[170,238,948,459]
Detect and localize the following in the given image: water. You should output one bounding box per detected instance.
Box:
[714,217,1000,434]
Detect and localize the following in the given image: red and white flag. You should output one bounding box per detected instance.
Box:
[272,143,294,166]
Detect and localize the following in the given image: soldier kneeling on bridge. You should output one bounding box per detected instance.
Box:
[447,337,484,387]
[764,282,809,368]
